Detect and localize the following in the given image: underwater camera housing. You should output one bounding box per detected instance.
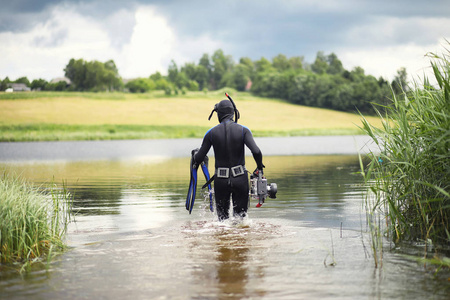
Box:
[250,172,277,207]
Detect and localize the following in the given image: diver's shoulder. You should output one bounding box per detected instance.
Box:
[235,123,251,132]
[208,123,222,133]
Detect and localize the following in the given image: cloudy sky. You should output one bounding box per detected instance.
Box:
[1,0,449,82]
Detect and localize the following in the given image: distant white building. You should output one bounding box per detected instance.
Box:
[50,77,71,85]
[9,83,31,92]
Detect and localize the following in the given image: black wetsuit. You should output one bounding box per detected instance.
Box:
[194,115,263,220]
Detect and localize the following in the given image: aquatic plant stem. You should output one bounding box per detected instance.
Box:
[359,44,450,267]
[0,173,73,272]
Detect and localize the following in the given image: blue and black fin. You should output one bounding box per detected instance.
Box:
[186,155,198,214]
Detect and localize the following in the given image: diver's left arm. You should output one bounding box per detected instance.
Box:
[243,127,264,169]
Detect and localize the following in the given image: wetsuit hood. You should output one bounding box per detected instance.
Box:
[217,100,234,122]
[208,99,235,123]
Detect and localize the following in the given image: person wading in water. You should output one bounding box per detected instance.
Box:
[192,96,264,221]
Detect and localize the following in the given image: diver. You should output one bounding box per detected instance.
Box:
[191,95,264,221]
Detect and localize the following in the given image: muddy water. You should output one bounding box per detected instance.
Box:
[0,155,449,299]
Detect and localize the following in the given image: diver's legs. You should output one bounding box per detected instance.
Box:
[214,178,231,221]
[231,175,249,218]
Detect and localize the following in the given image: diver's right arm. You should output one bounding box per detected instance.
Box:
[193,130,212,164]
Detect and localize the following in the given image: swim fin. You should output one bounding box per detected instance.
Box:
[186,155,198,214]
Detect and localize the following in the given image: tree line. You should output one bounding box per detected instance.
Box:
[0,59,122,92]
[0,49,408,113]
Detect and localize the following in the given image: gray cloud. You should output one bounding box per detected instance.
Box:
[0,0,60,32]
[0,0,448,80]
[2,0,448,50]
[0,0,61,13]
[146,0,450,61]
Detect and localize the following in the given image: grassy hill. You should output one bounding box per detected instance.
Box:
[0,90,383,141]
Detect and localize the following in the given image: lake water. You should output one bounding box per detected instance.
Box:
[0,138,448,299]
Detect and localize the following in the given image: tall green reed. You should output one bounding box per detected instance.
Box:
[0,173,73,271]
[359,46,449,267]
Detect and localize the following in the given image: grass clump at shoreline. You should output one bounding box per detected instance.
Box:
[0,173,72,272]
[359,47,450,268]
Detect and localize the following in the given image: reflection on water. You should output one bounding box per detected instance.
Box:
[74,184,123,215]
[182,220,281,299]
[0,155,449,299]
[216,234,250,297]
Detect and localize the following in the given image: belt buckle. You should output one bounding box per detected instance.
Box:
[231,165,245,177]
[217,167,229,178]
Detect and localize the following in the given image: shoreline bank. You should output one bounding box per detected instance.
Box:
[0,136,379,162]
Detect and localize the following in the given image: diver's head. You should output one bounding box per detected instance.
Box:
[208,99,234,122]
[217,100,234,122]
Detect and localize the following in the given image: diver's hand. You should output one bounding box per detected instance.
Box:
[191,148,199,157]
[253,168,263,177]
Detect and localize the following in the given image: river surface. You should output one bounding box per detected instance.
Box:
[0,137,448,299]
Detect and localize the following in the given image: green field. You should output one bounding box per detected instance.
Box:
[0,90,383,141]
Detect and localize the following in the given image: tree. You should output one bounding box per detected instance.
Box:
[349,66,365,82]
[30,79,48,91]
[14,76,30,86]
[223,64,250,91]
[104,60,118,74]
[199,53,212,73]
[64,58,122,91]
[391,67,408,95]
[327,53,344,75]
[150,71,163,81]
[252,71,286,98]
[84,60,103,90]
[198,53,212,89]
[168,60,179,83]
[154,77,172,91]
[239,57,254,68]
[254,57,274,73]
[126,78,156,93]
[175,71,190,89]
[186,80,199,91]
[311,51,328,75]
[272,54,291,72]
[148,72,173,91]
[46,81,67,91]
[64,58,87,90]
[181,62,197,81]
[286,74,317,105]
[211,49,234,89]
[102,60,122,91]
[191,65,206,90]
[333,82,354,110]
[289,56,304,71]
[239,57,255,80]
[0,77,10,91]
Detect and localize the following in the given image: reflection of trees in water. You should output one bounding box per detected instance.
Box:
[266,159,365,226]
[70,186,123,215]
[69,180,187,216]
[272,161,363,206]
